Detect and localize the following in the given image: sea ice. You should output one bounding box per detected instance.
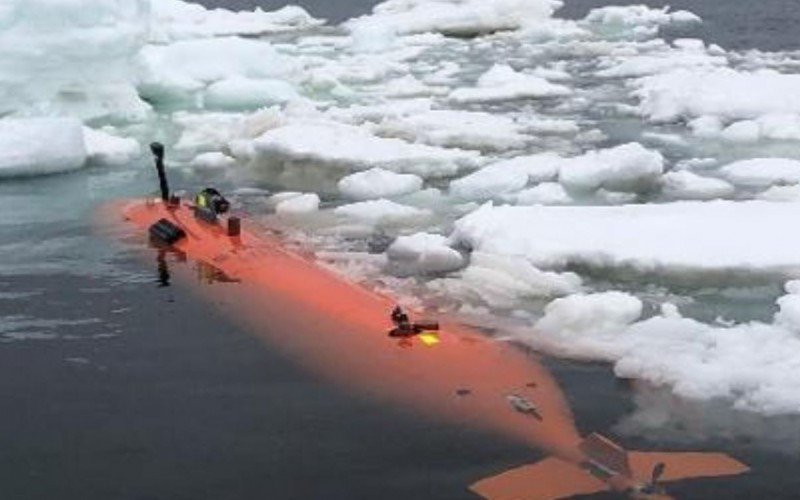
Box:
[346,0,563,37]
[719,158,800,188]
[338,168,423,200]
[375,109,529,151]
[83,127,141,166]
[0,119,87,178]
[449,64,572,104]
[451,201,800,275]
[660,170,734,200]
[275,193,321,214]
[150,0,323,42]
[334,199,431,225]
[252,122,481,178]
[522,285,800,415]
[386,233,464,273]
[0,0,151,121]
[558,142,664,193]
[449,153,562,201]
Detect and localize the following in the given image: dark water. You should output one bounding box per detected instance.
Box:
[195,0,800,51]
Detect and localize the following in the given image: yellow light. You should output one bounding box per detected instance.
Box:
[419,333,440,346]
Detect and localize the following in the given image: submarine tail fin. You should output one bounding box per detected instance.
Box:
[628,450,749,484]
[469,457,609,500]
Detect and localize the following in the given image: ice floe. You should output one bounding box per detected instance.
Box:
[522,284,800,415]
[0,119,87,178]
[252,121,481,178]
[386,232,464,274]
[338,168,423,200]
[452,201,800,275]
[449,64,572,104]
[347,0,563,37]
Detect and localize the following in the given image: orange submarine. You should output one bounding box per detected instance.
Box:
[107,143,749,499]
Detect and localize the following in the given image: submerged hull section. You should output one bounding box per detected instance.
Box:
[109,199,749,499]
[119,200,582,456]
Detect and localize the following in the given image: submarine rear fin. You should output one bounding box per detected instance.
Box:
[468,457,609,500]
[627,450,749,483]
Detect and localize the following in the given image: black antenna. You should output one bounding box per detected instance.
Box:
[150,142,169,202]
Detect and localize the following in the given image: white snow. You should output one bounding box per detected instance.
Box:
[275,193,320,214]
[449,64,572,104]
[0,0,151,121]
[375,109,529,151]
[137,37,293,105]
[82,127,141,166]
[386,232,464,273]
[583,5,701,39]
[150,0,323,42]
[430,252,582,309]
[521,285,800,415]
[660,170,734,200]
[346,0,563,36]
[0,119,87,178]
[514,182,574,205]
[204,77,300,110]
[449,153,562,201]
[558,142,664,193]
[719,158,800,188]
[338,168,423,200]
[190,151,237,169]
[334,199,431,225]
[636,68,800,124]
[252,122,481,178]
[451,201,800,275]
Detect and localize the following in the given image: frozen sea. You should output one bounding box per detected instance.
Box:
[3,0,800,498]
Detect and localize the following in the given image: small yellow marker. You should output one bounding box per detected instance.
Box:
[418,332,440,346]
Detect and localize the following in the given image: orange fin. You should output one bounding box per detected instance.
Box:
[628,451,749,483]
[469,457,608,500]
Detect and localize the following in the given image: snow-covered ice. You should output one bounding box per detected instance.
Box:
[0,119,87,178]
[252,122,481,178]
[338,168,423,200]
[449,64,572,104]
[451,201,800,275]
[386,232,464,273]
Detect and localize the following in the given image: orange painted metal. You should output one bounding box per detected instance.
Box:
[107,199,749,499]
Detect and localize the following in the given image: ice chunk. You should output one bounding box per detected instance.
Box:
[0,0,151,121]
[558,143,664,193]
[535,292,643,346]
[520,289,800,415]
[449,64,572,104]
[660,171,734,200]
[275,193,320,214]
[721,120,761,143]
[150,0,323,42]
[83,127,141,167]
[190,151,237,170]
[338,168,423,200]
[387,233,464,273]
[583,5,700,40]
[204,77,300,110]
[719,158,800,188]
[449,153,562,201]
[335,199,431,225]
[252,122,481,178]
[636,68,800,124]
[429,252,581,309]
[346,0,563,37]
[137,37,293,105]
[758,185,800,202]
[451,201,800,275]
[514,182,574,205]
[376,109,529,151]
[0,119,87,178]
